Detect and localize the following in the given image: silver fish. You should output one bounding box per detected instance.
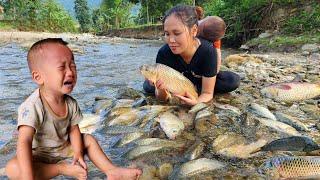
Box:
[170,158,226,179]
[115,132,144,147]
[247,103,276,121]
[103,125,146,135]
[134,138,181,146]
[213,102,241,115]
[188,103,208,114]
[127,141,185,160]
[257,117,300,136]
[157,112,185,140]
[78,114,101,134]
[184,140,205,160]
[274,112,310,132]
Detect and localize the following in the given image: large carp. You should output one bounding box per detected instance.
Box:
[140,64,198,100]
[261,82,320,102]
[259,156,320,179]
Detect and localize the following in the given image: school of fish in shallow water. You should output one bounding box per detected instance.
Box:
[1,53,320,179]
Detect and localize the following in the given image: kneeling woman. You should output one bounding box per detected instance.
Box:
[143,5,240,106]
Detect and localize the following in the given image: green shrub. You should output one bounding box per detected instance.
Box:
[204,0,320,47]
[2,0,77,32]
[282,3,320,34]
[40,0,78,32]
[74,0,92,32]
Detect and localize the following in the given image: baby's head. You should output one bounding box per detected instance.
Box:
[27,38,77,95]
[198,16,226,42]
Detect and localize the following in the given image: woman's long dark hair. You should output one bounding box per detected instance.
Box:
[162,5,204,29]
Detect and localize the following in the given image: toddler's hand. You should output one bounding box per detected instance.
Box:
[72,153,87,170]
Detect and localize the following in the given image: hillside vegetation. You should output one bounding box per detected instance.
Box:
[0,0,319,48]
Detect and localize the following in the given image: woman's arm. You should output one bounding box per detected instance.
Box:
[17,126,35,180]
[198,76,216,102]
[175,76,215,106]
[216,48,222,72]
[198,40,218,102]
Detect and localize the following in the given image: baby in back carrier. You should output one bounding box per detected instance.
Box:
[198,16,240,94]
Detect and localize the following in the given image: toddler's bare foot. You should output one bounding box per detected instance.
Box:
[58,162,87,180]
[105,166,142,180]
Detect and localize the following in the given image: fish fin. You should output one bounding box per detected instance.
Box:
[166,90,172,99]
[276,84,292,90]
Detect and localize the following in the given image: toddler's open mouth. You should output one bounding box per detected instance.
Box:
[63,80,73,86]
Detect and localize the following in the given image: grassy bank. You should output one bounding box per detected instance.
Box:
[246,32,320,51]
[0,21,14,31]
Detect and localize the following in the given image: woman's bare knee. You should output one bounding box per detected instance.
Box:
[5,157,20,179]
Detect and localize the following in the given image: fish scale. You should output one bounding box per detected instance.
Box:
[140,63,198,99]
[260,156,320,178]
[261,82,320,102]
[172,158,226,179]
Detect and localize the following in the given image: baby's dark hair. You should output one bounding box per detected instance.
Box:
[163,5,204,29]
[198,16,226,42]
[27,38,71,72]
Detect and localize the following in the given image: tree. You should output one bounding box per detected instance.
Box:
[101,0,133,29]
[74,0,92,32]
[2,0,77,32]
[92,7,109,32]
[41,0,77,32]
[137,0,193,24]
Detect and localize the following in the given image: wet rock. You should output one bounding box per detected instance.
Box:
[158,163,173,180]
[302,51,310,56]
[310,53,320,61]
[116,87,145,99]
[300,104,320,120]
[301,44,319,53]
[139,165,159,180]
[240,44,250,50]
[258,32,273,39]
[224,54,263,68]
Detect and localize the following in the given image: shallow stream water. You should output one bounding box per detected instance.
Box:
[0,39,161,165]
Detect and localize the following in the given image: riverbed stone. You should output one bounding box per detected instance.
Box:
[301,44,319,53]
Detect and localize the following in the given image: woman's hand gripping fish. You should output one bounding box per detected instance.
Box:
[140,64,198,100]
